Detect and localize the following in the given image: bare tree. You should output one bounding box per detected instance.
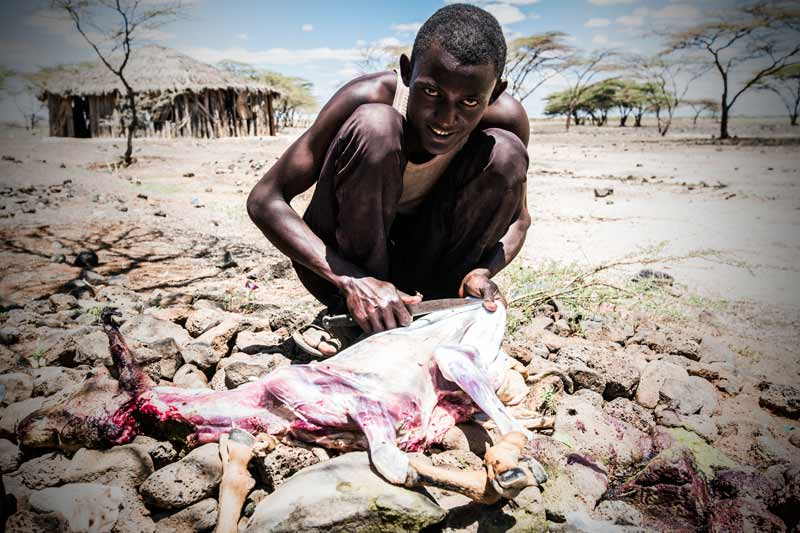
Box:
[755,64,800,125]
[627,53,708,136]
[504,32,572,103]
[665,2,800,139]
[684,97,721,126]
[356,43,388,75]
[558,49,616,130]
[50,0,182,165]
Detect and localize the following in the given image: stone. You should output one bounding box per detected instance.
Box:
[551,318,571,336]
[120,315,191,348]
[635,360,688,409]
[698,336,737,366]
[155,498,217,533]
[594,500,643,526]
[0,396,46,437]
[522,315,554,337]
[526,436,609,521]
[436,485,546,532]
[5,510,63,532]
[0,438,23,473]
[140,443,222,510]
[183,320,239,369]
[580,317,634,344]
[234,330,283,354]
[0,326,20,345]
[145,305,192,324]
[656,409,719,443]
[553,394,652,472]
[173,364,210,389]
[254,443,321,491]
[0,345,22,373]
[244,452,445,533]
[603,397,655,433]
[555,342,644,400]
[707,498,785,533]
[30,366,85,397]
[629,325,700,360]
[134,338,183,380]
[659,375,720,416]
[573,389,604,409]
[0,372,33,404]
[63,444,155,488]
[3,452,70,492]
[439,423,493,455]
[74,250,99,269]
[74,328,113,366]
[184,308,223,338]
[131,436,179,469]
[712,469,779,505]
[49,293,78,311]
[758,382,800,419]
[789,428,800,448]
[753,434,800,466]
[222,353,290,388]
[28,483,123,533]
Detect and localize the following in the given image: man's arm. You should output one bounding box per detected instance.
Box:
[247,73,419,333]
[459,93,532,309]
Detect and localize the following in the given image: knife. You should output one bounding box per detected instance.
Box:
[321,298,476,329]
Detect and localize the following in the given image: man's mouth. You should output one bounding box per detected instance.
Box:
[429,125,455,138]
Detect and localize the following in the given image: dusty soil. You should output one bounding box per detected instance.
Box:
[1,116,797,370]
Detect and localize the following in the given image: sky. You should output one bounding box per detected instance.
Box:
[0,0,792,123]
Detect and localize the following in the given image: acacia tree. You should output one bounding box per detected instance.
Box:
[684,98,721,126]
[51,0,182,165]
[665,2,800,139]
[557,49,616,130]
[755,64,800,125]
[504,32,572,103]
[628,53,707,136]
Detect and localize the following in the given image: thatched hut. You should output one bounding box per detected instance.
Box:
[42,45,280,139]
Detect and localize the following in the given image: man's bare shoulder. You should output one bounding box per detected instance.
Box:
[330,70,397,109]
[481,92,530,146]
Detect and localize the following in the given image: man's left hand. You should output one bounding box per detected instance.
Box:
[458,268,505,312]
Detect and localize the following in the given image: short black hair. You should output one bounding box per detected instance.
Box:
[411,4,506,79]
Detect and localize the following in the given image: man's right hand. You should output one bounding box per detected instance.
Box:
[338,276,422,334]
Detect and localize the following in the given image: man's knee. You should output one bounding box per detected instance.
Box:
[482,128,529,190]
[344,103,404,157]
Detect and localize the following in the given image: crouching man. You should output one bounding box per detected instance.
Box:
[247,4,531,355]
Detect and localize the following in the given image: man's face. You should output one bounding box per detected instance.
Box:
[401,42,502,157]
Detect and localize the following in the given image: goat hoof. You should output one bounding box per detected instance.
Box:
[522,457,548,485]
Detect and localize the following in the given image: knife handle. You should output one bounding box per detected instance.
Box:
[321,314,359,329]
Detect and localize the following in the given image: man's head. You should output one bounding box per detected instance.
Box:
[400,4,508,157]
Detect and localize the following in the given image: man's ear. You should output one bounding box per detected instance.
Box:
[400,54,412,87]
[490,79,507,104]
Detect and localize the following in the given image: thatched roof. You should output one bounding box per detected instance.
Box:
[43,45,279,97]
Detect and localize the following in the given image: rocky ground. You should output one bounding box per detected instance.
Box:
[0,118,798,532]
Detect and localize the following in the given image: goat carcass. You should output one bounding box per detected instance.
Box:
[19,302,548,503]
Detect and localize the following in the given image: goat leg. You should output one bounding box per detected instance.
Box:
[216,429,256,533]
[406,456,501,504]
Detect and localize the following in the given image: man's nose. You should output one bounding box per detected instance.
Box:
[435,101,457,127]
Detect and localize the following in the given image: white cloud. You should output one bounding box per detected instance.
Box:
[483,4,526,25]
[653,3,700,20]
[616,7,649,26]
[302,23,314,32]
[588,0,635,5]
[528,13,542,20]
[182,46,361,66]
[592,34,609,45]
[356,39,367,46]
[391,22,422,34]
[337,65,360,77]
[445,0,539,4]
[584,17,611,28]
[235,33,248,40]
[377,36,402,47]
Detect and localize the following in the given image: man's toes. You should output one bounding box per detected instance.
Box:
[318,340,338,356]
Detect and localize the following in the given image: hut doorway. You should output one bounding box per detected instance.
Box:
[71,96,91,138]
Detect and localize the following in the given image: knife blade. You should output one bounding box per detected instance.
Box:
[321,298,476,329]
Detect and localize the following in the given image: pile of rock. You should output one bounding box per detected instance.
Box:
[1,272,798,532]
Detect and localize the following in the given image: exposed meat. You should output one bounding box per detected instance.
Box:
[19,301,530,484]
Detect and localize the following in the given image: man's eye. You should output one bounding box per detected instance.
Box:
[423,87,439,97]
[463,99,479,107]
